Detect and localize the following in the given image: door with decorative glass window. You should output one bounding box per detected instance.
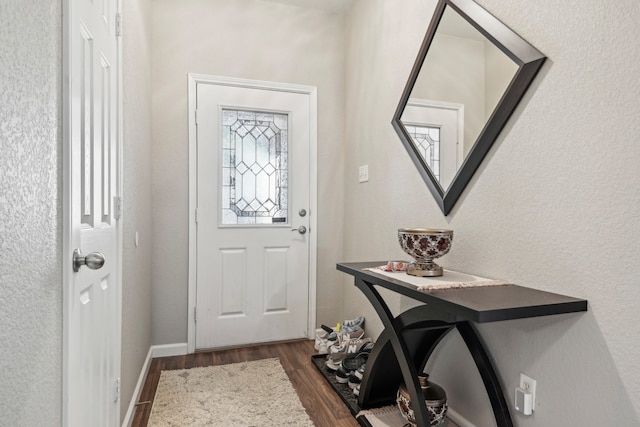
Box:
[193,78,313,349]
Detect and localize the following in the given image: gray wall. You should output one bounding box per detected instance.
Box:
[150,0,346,344]
[121,0,153,421]
[0,1,62,424]
[343,0,640,425]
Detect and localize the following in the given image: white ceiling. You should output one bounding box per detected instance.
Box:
[259,0,353,13]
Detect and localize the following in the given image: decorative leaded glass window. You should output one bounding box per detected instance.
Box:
[404,124,440,181]
[221,109,288,225]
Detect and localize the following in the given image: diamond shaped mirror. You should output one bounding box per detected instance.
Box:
[393,0,546,215]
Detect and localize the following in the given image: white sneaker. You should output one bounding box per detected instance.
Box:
[342,316,365,333]
[314,328,328,351]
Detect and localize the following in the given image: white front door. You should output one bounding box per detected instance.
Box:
[63,0,121,425]
[191,77,315,349]
[403,99,463,190]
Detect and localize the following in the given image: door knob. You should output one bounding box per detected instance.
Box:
[291,225,307,235]
[73,249,106,272]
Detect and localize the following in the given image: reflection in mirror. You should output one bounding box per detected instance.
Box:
[393,0,545,215]
[402,6,518,189]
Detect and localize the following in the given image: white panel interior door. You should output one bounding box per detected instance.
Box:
[63,0,121,425]
[195,80,312,349]
[403,99,463,190]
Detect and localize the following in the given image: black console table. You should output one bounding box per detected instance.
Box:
[337,262,587,427]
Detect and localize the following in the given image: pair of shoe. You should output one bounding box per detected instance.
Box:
[335,350,369,385]
[315,325,366,355]
[334,339,370,396]
[346,363,366,396]
[326,338,373,371]
[344,363,366,398]
[327,326,366,355]
[316,316,367,356]
[326,316,365,341]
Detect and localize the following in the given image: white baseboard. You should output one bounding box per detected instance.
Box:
[121,343,188,427]
[150,342,188,358]
[121,347,152,427]
[447,407,476,427]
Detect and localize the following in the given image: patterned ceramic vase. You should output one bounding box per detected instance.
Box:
[397,228,453,277]
[396,374,448,426]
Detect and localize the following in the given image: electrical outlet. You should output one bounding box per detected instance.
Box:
[519,373,537,409]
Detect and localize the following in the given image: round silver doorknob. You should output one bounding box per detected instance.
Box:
[73,249,106,272]
[291,225,307,234]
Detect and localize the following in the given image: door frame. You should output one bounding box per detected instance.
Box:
[187,74,318,353]
[61,0,124,423]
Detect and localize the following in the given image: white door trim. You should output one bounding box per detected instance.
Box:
[187,74,318,353]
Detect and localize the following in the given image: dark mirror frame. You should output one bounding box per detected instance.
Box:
[392,0,546,215]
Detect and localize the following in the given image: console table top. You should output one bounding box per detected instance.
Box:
[337,261,587,323]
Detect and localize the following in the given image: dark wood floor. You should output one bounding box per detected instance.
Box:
[130,339,359,427]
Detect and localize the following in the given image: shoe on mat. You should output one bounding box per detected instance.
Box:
[320,324,334,334]
[335,365,352,384]
[328,326,365,352]
[348,363,367,389]
[336,350,370,384]
[353,383,360,396]
[327,322,342,341]
[341,343,372,371]
[327,329,366,357]
[325,337,373,371]
[342,316,365,333]
[327,317,365,340]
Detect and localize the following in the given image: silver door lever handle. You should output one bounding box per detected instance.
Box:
[73,249,106,272]
[291,226,307,234]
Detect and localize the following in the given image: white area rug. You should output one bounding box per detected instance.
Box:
[148,358,314,426]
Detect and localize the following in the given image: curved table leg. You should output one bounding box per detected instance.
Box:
[355,278,514,427]
[359,310,453,409]
[354,278,433,427]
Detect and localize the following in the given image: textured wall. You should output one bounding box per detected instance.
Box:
[120,0,154,421]
[344,0,640,425]
[0,0,62,425]
[151,0,346,344]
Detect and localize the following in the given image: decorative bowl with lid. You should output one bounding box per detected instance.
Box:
[397,228,453,277]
